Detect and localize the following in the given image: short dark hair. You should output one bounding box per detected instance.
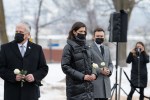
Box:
[93,27,105,36]
[67,22,87,39]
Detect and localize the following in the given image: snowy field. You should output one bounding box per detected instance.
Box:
[0,63,150,100]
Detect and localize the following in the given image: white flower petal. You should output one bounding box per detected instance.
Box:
[101,62,106,66]
[92,63,98,68]
[14,69,20,74]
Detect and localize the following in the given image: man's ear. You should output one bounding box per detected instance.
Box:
[28,34,31,39]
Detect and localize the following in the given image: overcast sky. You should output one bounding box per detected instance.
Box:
[3,0,150,36]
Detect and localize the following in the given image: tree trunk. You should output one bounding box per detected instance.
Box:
[75,0,98,34]
[112,0,135,67]
[35,0,43,44]
[87,9,98,34]
[87,0,98,34]
[0,0,8,44]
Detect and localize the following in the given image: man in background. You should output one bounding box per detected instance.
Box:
[91,27,113,100]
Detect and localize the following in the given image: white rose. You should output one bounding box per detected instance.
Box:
[14,69,20,74]
[92,63,98,68]
[101,62,106,66]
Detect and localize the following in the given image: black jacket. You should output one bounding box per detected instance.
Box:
[126,52,149,88]
[0,41,48,100]
[61,39,96,100]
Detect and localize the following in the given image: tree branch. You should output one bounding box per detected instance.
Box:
[135,0,143,4]
[35,0,43,44]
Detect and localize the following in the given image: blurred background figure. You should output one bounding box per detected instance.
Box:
[126,41,149,100]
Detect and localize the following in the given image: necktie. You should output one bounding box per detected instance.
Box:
[20,45,25,57]
[100,45,104,56]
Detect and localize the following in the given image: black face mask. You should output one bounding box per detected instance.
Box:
[95,38,104,44]
[14,33,24,43]
[76,33,86,40]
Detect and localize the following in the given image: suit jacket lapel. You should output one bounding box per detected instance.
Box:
[10,41,22,59]
[93,43,103,57]
[103,46,107,61]
[92,42,104,60]
[24,41,32,57]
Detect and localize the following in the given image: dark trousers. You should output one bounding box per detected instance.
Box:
[94,98,108,100]
[127,87,144,100]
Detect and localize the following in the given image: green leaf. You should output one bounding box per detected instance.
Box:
[20,70,27,75]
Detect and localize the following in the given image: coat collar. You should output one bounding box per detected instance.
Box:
[10,40,32,58]
[92,42,104,59]
[24,41,32,57]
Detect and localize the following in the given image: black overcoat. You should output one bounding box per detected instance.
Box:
[0,41,48,100]
[126,52,149,88]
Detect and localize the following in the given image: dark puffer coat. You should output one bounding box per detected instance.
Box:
[126,52,149,88]
[61,39,96,100]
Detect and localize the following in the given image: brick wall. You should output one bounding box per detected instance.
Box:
[43,49,63,63]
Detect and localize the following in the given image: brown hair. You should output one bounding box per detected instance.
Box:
[133,41,147,56]
[67,22,87,40]
[93,27,105,36]
[135,41,145,49]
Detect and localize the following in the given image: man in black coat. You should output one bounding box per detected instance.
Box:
[0,22,49,100]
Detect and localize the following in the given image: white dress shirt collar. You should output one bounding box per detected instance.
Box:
[94,41,103,47]
[18,40,28,53]
[18,40,28,48]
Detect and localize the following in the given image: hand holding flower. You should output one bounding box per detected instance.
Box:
[90,74,96,80]
[16,74,23,81]
[84,74,96,81]
[14,69,27,87]
[25,74,35,82]
[84,75,92,81]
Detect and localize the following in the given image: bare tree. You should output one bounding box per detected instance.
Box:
[0,0,8,44]
[34,0,44,44]
[39,0,99,34]
[35,0,144,66]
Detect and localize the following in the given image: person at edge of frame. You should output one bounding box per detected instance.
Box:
[126,41,149,100]
[0,22,49,100]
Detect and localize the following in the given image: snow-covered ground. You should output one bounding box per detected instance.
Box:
[0,63,150,100]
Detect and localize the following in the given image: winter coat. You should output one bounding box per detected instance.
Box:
[0,41,48,100]
[61,39,96,100]
[90,42,113,98]
[126,52,149,88]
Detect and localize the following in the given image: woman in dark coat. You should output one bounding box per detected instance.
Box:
[126,41,149,100]
[61,22,97,100]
